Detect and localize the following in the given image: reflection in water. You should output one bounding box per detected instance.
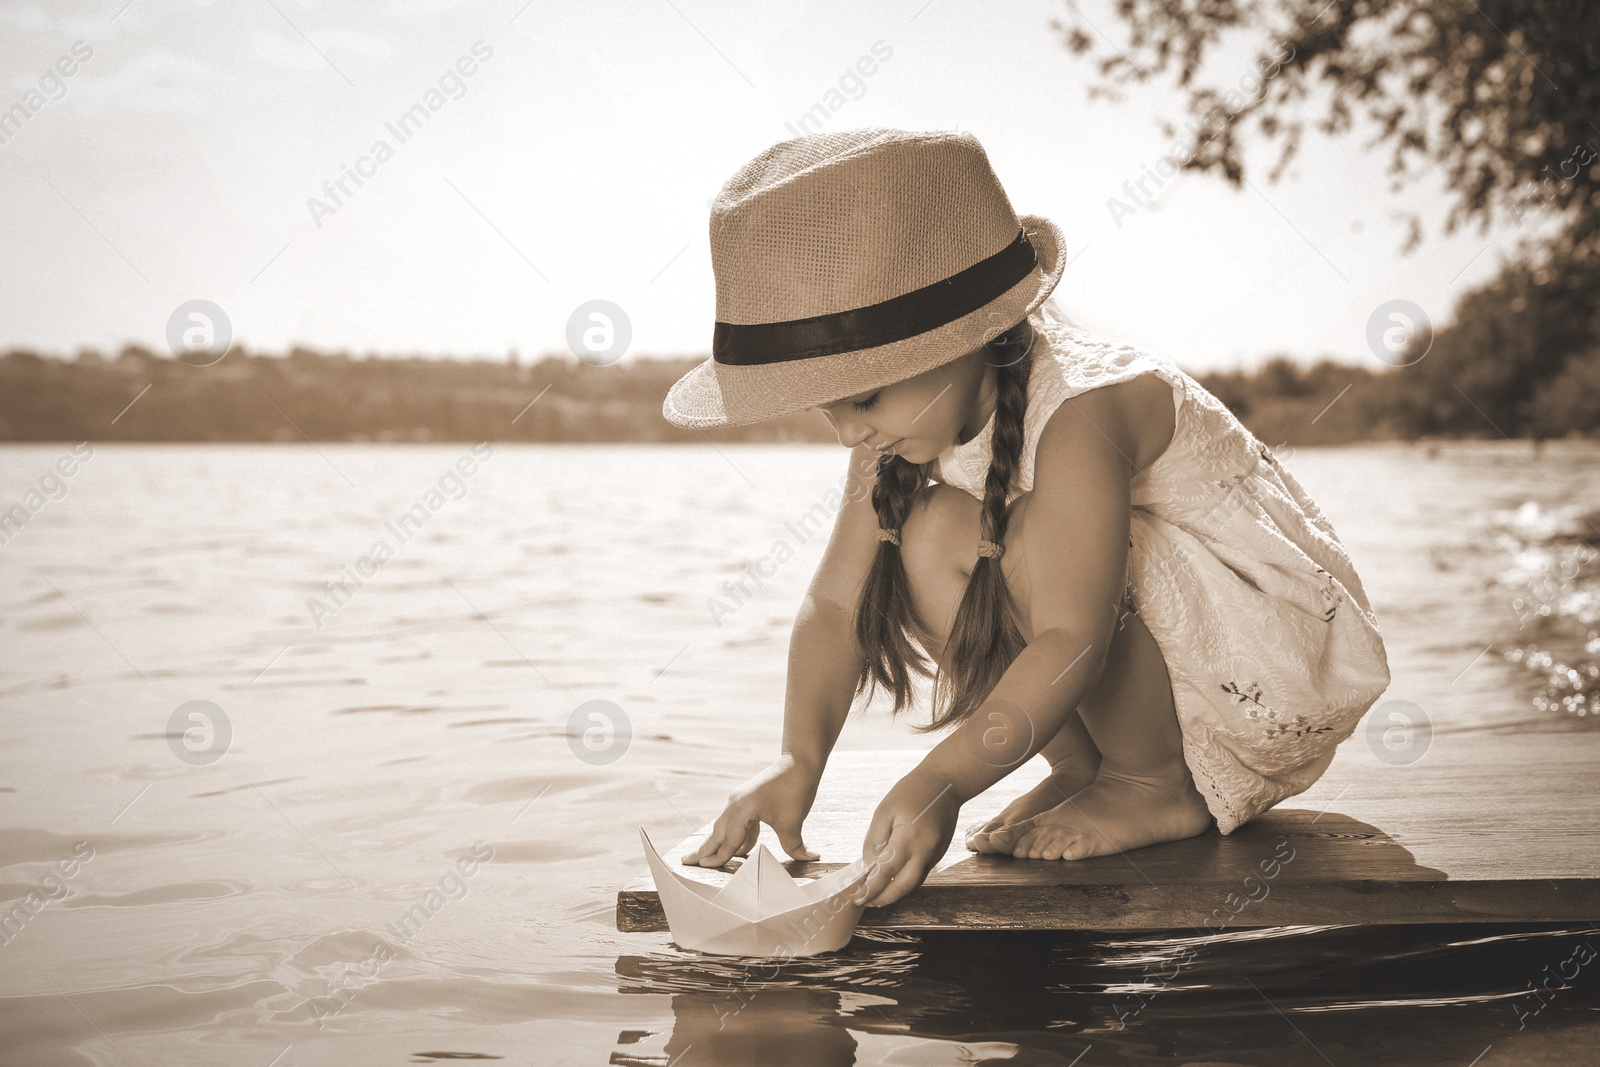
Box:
[618,924,1600,1066]
[649,988,859,1067]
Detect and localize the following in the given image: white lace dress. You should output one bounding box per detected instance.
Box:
[934,300,1392,834]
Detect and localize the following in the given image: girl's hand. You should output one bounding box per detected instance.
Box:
[681,754,823,867]
[853,767,961,908]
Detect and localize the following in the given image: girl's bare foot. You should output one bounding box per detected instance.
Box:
[964,754,1099,854]
[1005,762,1213,861]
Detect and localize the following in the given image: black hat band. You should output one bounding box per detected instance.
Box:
[712,227,1037,366]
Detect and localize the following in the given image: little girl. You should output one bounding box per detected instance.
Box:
[664,128,1391,910]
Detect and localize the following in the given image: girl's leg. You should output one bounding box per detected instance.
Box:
[898,484,1100,851]
[901,482,1212,861]
[964,712,1100,853]
[1003,606,1214,860]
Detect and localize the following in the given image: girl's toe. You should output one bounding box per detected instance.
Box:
[984,825,1019,851]
[1010,825,1044,858]
[964,818,1002,852]
[1003,816,1037,840]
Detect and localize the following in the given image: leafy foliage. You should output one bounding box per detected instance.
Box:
[1057,0,1600,436]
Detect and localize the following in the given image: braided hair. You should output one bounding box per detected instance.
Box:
[853,317,1036,733]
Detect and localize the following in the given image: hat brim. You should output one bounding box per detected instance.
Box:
[662,214,1068,429]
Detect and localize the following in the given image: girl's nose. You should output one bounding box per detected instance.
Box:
[834,417,873,449]
[821,407,873,449]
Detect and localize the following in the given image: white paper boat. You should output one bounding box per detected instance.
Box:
[640,827,871,956]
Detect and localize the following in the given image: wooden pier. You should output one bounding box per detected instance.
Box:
[617,726,1600,934]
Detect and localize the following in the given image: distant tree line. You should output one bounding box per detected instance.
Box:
[6,246,1600,446]
[0,346,830,444]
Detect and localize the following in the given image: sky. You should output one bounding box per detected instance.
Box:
[0,0,1558,373]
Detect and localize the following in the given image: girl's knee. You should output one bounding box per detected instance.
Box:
[901,483,1035,634]
[901,483,980,570]
[897,484,981,641]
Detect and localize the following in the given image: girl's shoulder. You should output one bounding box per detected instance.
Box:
[1031,317,1187,473]
[1032,307,1282,502]
[1031,310,1189,408]
[940,303,1254,505]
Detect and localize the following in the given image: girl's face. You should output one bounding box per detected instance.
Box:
[814,347,995,465]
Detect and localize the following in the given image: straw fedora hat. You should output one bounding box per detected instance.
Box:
[662,128,1067,428]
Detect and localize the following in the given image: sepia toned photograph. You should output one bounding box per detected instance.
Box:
[2,1,1597,1064]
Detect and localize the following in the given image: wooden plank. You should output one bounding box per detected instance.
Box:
[618,726,1600,932]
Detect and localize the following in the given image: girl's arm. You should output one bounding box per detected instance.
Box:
[683,443,884,867]
[779,442,886,774]
[855,381,1163,905]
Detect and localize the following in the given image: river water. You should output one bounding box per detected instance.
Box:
[1,440,1596,1066]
